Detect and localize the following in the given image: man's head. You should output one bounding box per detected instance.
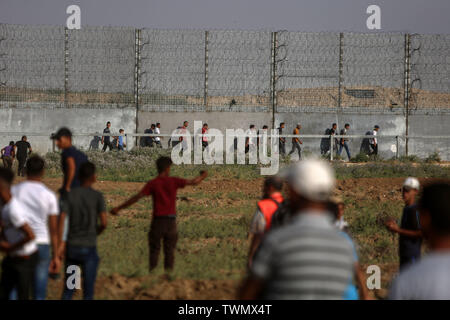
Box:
[280,159,335,213]
[345,123,350,129]
[51,127,72,150]
[156,156,173,175]
[262,125,268,130]
[9,141,14,146]
[262,176,283,198]
[296,123,301,129]
[374,125,380,131]
[418,183,450,241]
[79,161,97,186]
[151,124,156,129]
[183,121,189,128]
[332,123,337,130]
[21,135,27,142]
[280,122,285,128]
[203,123,208,128]
[249,124,255,130]
[156,123,161,128]
[119,129,124,134]
[402,177,420,205]
[106,121,111,128]
[26,155,45,179]
[0,167,14,203]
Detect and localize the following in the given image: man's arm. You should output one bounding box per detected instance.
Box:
[385,220,422,238]
[238,275,265,300]
[48,215,61,273]
[185,171,208,186]
[28,145,32,155]
[97,212,107,235]
[110,192,146,215]
[64,157,76,192]
[0,223,35,253]
[248,233,263,269]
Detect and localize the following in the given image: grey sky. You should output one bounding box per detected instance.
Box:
[0,0,449,33]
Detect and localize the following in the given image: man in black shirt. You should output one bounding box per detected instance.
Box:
[385,177,423,269]
[101,121,113,152]
[51,128,88,192]
[15,136,32,177]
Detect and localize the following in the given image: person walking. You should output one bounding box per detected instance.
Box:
[389,183,450,299]
[239,160,355,299]
[0,167,38,300]
[385,177,423,270]
[278,123,286,157]
[1,141,15,169]
[247,177,284,268]
[288,124,303,160]
[201,123,209,151]
[11,156,60,300]
[338,123,351,160]
[154,123,162,148]
[59,162,107,300]
[369,125,380,156]
[15,136,32,177]
[245,125,257,154]
[117,129,126,151]
[110,157,208,272]
[101,121,113,152]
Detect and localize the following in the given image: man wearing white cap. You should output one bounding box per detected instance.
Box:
[239,159,355,300]
[385,177,423,269]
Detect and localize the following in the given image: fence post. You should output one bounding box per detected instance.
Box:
[330,135,334,161]
[125,134,128,151]
[270,31,277,129]
[64,27,69,108]
[396,135,399,159]
[337,32,343,110]
[134,29,141,147]
[204,30,209,110]
[404,33,411,156]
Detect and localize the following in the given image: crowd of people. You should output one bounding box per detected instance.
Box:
[0,124,449,300]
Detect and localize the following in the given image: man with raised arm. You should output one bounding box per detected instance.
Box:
[111,156,208,272]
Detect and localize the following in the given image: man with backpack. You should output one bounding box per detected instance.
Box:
[247,177,284,268]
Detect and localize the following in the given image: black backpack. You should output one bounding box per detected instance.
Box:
[270,200,293,230]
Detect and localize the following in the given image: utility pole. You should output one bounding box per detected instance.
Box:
[404,33,411,156]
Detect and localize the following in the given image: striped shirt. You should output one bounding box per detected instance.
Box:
[251,211,355,300]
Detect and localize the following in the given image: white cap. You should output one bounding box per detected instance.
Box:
[403,177,420,190]
[279,159,336,202]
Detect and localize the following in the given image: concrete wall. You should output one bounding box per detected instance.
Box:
[1,103,449,161]
[0,102,136,153]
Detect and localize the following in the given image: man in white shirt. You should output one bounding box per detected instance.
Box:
[0,167,37,300]
[11,155,60,300]
[155,123,162,148]
[245,125,257,154]
[369,125,380,155]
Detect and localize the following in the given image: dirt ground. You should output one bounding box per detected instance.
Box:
[31,175,447,300]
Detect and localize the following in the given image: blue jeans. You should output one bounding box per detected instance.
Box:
[9,244,50,300]
[62,246,99,300]
[338,141,351,159]
[34,244,51,300]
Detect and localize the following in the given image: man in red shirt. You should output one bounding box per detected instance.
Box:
[111,157,207,272]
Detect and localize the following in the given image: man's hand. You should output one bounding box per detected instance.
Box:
[49,256,62,274]
[110,207,120,216]
[199,170,208,178]
[384,219,399,233]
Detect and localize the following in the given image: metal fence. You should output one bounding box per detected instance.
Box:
[1,24,449,112]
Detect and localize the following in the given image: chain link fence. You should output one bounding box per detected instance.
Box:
[1,24,449,111]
